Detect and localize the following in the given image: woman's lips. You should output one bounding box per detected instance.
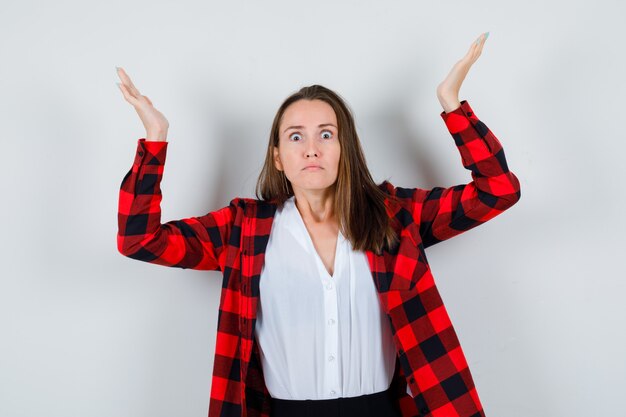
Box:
[303,165,322,170]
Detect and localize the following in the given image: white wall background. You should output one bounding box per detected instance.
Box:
[1,1,624,416]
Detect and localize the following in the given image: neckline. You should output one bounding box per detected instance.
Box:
[287,196,342,279]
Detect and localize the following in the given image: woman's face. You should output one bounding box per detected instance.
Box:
[274,99,341,194]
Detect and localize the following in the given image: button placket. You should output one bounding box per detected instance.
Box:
[290,200,343,397]
[323,276,340,397]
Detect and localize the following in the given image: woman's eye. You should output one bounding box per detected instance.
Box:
[288,130,333,141]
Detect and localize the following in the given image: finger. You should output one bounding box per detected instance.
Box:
[465,34,481,58]
[475,35,486,57]
[116,67,142,98]
[116,67,139,92]
[469,33,486,60]
[476,32,488,51]
[117,82,140,106]
[116,71,138,100]
[471,35,483,52]
[117,82,134,103]
[463,46,479,64]
[143,95,153,106]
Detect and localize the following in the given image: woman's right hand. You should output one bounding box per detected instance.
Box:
[116,67,169,141]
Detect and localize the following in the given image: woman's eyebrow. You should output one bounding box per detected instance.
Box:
[283,123,337,133]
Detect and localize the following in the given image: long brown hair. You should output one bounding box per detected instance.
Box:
[255,85,398,254]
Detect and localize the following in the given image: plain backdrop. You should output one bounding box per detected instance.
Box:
[1,1,625,416]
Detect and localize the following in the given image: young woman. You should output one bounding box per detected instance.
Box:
[116,32,520,417]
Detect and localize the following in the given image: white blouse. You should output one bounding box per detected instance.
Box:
[254,195,412,400]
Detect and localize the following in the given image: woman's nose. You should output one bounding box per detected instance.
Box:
[305,141,319,157]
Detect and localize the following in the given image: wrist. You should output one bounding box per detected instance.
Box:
[146,130,168,142]
[438,96,461,113]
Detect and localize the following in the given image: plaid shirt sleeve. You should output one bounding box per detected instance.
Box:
[117,138,236,271]
[390,100,521,248]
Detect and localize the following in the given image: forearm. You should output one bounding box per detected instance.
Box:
[117,139,168,255]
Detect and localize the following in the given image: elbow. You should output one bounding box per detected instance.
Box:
[117,234,136,258]
[501,172,522,209]
[509,172,522,204]
[117,238,129,257]
[117,232,164,263]
[512,188,522,205]
[502,189,521,210]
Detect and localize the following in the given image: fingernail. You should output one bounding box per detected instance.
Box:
[485,31,490,39]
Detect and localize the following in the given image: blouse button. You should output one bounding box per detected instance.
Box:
[328,318,335,325]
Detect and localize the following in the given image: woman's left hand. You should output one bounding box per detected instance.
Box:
[437,32,489,113]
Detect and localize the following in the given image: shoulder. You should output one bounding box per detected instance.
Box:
[376,180,419,226]
[377,179,395,195]
[227,197,279,219]
[377,179,407,203]
[378,179,423,200]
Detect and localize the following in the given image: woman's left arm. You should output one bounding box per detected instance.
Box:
[406,98,521,248]
[401,32,521,247]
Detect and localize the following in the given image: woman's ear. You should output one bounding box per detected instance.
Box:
[273,146,283,171]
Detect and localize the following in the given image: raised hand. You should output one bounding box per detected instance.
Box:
[116,67,169,141]
[436,32,489,113]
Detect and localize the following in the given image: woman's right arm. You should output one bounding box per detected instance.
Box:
[117,138,237,271]
[115,67,236,271]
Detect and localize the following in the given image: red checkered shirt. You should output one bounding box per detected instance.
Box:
[117,100,521,417]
